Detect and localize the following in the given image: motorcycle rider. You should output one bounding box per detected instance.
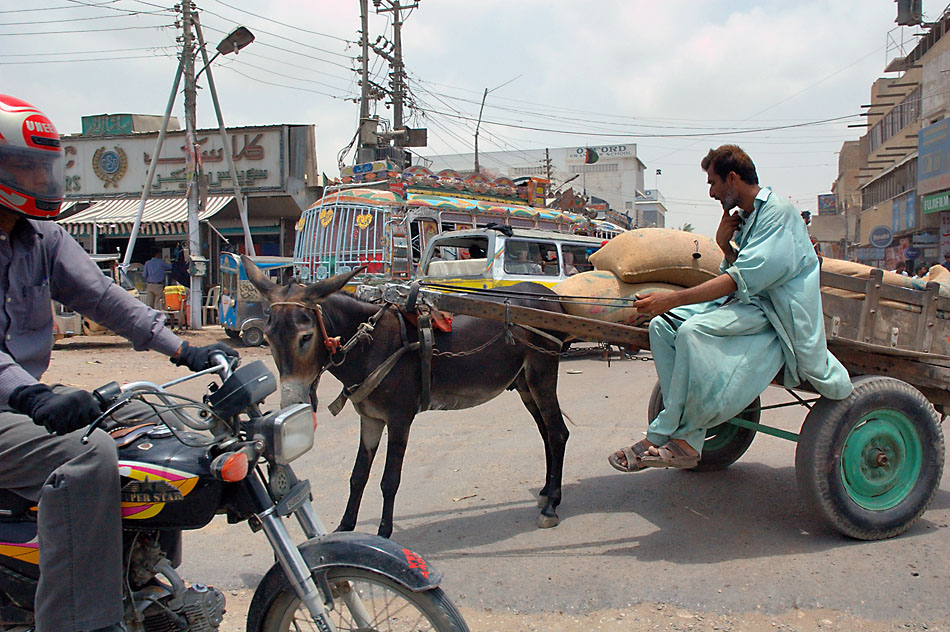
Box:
[0,94,237,632]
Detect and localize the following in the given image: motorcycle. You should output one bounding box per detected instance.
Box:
[0,354,469,632]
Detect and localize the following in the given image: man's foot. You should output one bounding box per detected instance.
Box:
[640,439,700,469]
[608,439,655,472]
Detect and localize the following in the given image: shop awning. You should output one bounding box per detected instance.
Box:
[58,195,233,236]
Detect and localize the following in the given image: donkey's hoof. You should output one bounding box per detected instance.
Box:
[537,512,559,529]
[537,494,547,509]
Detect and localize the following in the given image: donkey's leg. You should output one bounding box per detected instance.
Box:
[337,416,385,532]
[523,354,569,529]
[377,417,413,539]
[512,372,553,506]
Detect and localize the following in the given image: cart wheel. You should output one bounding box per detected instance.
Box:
[795,375,945,540]
[241,326,264,347]
[647,380,759,472]
[225,328,241,339]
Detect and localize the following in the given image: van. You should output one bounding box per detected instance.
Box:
[418,227,607,289]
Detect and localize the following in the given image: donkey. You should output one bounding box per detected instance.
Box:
[242,255,571,538]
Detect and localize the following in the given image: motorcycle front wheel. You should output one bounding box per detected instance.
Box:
[252,566,469,632]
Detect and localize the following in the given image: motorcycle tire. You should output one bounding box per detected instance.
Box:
[250,565,469,632]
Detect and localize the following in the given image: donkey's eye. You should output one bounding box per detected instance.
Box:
[299,333,313,347]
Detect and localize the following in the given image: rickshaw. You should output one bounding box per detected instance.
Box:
[218,252,294,346]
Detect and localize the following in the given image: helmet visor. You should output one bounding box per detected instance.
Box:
[0,144,64,206]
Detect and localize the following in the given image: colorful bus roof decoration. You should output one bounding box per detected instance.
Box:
[339,160,400,184]
[303,187,621,234]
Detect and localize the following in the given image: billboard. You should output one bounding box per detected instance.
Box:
[918,118,950,196]
[62,125,289,199]
[817,193,837,215]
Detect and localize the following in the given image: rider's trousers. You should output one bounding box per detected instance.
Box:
[0,406,122,632]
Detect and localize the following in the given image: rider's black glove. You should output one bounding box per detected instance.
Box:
[171,341,238,373]
[9,384,100,436]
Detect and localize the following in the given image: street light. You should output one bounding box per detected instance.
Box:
[196,26,255,80]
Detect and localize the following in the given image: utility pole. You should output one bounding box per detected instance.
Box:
[474,88,487,174]
[358,0,372,161]
[374,0,417,169]
[181,0,202,329]
[543,148,553,181]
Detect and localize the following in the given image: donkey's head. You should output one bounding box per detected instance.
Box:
[242,255,363,408]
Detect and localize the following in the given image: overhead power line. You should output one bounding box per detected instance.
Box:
[0,53,171,65]
[1,23,174,35]
[201,22,353,70]
[207,0,355,44]
[423,109,861,139]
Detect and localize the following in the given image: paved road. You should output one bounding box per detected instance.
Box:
[153,347,950,627]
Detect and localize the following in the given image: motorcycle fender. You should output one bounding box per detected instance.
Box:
[300,531,443,590]
[249,531,443,622]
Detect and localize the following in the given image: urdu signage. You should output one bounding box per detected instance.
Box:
[62,126,288,199]
[868,225,894,248]
[918,118,950,196]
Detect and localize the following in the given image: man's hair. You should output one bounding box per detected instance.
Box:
[701,145,759,185]
[151,248,162,258]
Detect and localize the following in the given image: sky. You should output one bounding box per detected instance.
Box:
[2,0,938,237]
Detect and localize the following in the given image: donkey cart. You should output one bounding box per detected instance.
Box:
[363,266,949,541]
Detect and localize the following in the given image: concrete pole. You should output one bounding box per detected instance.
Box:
[123,55,183,268]
[182,1,203,329]
[193,14,254,256]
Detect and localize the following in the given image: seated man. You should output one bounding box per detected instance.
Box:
[609,145,852,471]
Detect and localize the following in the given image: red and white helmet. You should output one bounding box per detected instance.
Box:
[0,95,64,219]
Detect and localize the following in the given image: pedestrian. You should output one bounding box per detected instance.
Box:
[609,144,852,472]
[143,247,172,308]
[0,93,238,632]
[892,261,909,276]
[942,253,950,271]
[170,247,190,287]
[913,264,929,280]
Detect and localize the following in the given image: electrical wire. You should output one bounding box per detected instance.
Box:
[0,53,171,64]
[0,45,173,57]
[206,0,354,44]
[214,62,358,101]
[2,23,174,35]
[198,5,352,59]
[200,22,354,70]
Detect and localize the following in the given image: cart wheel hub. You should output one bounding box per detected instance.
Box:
[840,411,922,511]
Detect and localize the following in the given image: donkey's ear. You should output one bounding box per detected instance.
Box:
[241,255,279,300]
[302,266,366,302]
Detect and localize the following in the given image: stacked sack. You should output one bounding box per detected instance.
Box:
[820,257,950,313]
[553,228,721,326]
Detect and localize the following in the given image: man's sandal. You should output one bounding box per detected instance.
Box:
[639,441,700,469]
[608,441,651,472]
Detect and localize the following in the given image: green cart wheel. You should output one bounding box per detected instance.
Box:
[795,375,945,540]
[647,381,759,472]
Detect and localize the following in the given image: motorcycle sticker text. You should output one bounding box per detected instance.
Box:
[402,548,429,579]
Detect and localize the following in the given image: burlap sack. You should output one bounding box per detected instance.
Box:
[553,270,682,326]
[820,258,915,290]
[589,228,721,286]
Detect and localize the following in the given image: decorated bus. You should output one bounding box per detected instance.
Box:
[292,162,625,282]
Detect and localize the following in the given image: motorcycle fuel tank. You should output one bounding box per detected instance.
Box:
[117,427,226,530]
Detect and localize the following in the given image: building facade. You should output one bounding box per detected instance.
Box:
[832,12,950,269]
[57,117,321,283]
[633,189,668,228]
[421,144,646,223]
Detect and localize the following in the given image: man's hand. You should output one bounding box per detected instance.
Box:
[171,341,239,373]
[633,291,683,319]
[715,209,742,261]
[9,384,100,436]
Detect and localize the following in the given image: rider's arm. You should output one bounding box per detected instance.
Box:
[0,348,42,408]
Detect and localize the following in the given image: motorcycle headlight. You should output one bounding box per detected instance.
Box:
[256,403,314,465]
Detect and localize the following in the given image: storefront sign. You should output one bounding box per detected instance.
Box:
[905,246,921,259]
[923,190,950,214]
[817,193,836,215]
[919,118,950,196]
[869,225,894,248]
[567,145,636,162]
[62,125,289,198]
[942,211,950,258]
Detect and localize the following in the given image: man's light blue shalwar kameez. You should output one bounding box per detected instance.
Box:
[646,187,853,452]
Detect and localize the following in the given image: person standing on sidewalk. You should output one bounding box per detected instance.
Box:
[143,248,172,309]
